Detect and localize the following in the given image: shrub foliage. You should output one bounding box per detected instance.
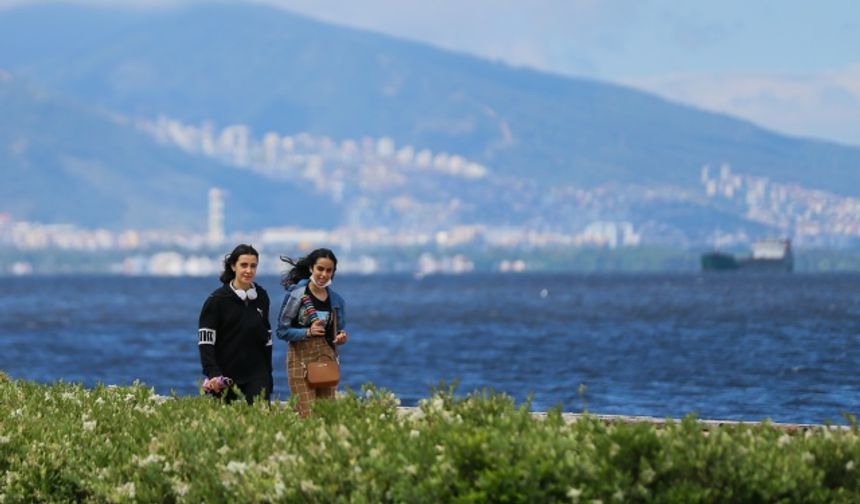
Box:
[1,378,859,502]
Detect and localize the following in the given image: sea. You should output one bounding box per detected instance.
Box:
[2,273,859,425]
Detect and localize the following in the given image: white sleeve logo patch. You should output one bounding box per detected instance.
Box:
[198,328,216,345]
[266,329,272,347]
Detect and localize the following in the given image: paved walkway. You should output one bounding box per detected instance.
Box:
[395,407,841,432]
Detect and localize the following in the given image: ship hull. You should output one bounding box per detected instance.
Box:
[701,241,793,273]
[701,252,739,271]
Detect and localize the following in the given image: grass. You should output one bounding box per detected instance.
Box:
[1,377,859,502]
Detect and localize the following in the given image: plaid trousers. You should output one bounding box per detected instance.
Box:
[287,336,337,417]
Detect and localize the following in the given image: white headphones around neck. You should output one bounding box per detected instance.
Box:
[231,282,258,301]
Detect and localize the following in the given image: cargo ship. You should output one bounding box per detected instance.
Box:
[701,238,793,272]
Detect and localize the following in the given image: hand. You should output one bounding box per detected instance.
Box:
[334,330,348,345]
[203,376,232,394]
[308,319,326,338]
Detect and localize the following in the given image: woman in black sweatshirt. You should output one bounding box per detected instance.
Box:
[198,243,272,404]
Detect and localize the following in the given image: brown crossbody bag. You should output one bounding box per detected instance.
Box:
[304,310,340,388]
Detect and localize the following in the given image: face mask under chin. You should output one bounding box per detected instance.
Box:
[310,276,332,288]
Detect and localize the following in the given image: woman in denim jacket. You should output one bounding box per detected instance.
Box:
[276,248,347,417]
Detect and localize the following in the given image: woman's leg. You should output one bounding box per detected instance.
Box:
[287,345,314,417]
[316,386,336,400]
[239,375,272,405]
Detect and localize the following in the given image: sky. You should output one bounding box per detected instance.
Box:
[3,0,859,147]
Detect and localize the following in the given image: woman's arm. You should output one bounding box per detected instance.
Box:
[275,290,308,342]
[198,295,223,377]
[333,292,348,345]
[335,296,346,331]
[278,325,308,342]
[261,289,273,371]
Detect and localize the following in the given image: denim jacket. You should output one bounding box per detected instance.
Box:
[275,279,346,342]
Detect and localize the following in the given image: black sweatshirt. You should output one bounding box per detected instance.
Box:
[197,283,272,383]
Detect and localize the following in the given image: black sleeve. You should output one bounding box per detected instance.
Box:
[262,289,272,333]
[262,289,273,372]
[197,295,222,377]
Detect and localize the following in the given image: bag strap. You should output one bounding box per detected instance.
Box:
[327,309,339,357]
[301,353,336,369]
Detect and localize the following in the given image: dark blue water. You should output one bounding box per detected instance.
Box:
[2,273,859,424]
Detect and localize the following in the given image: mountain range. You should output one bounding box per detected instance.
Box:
[1,2,860,243]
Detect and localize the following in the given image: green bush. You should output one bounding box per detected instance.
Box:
[1,379,859,503]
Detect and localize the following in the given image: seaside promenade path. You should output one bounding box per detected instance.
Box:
[395,407,841,433]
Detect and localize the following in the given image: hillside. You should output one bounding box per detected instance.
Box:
[0,75,336,231]
[1,3,859,196]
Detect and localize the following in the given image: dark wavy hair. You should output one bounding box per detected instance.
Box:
[220,244,259,284]
[280,248,338,288]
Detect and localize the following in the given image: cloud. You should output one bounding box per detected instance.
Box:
[625,66,860,147]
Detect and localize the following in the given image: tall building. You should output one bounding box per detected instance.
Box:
[208,187,225,246]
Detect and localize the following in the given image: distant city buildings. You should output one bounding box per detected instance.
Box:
[0,209,646,276]
[700,163,860,245]
[8,117,860,275]
[152,116,856,250]
[580,221,641,249]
